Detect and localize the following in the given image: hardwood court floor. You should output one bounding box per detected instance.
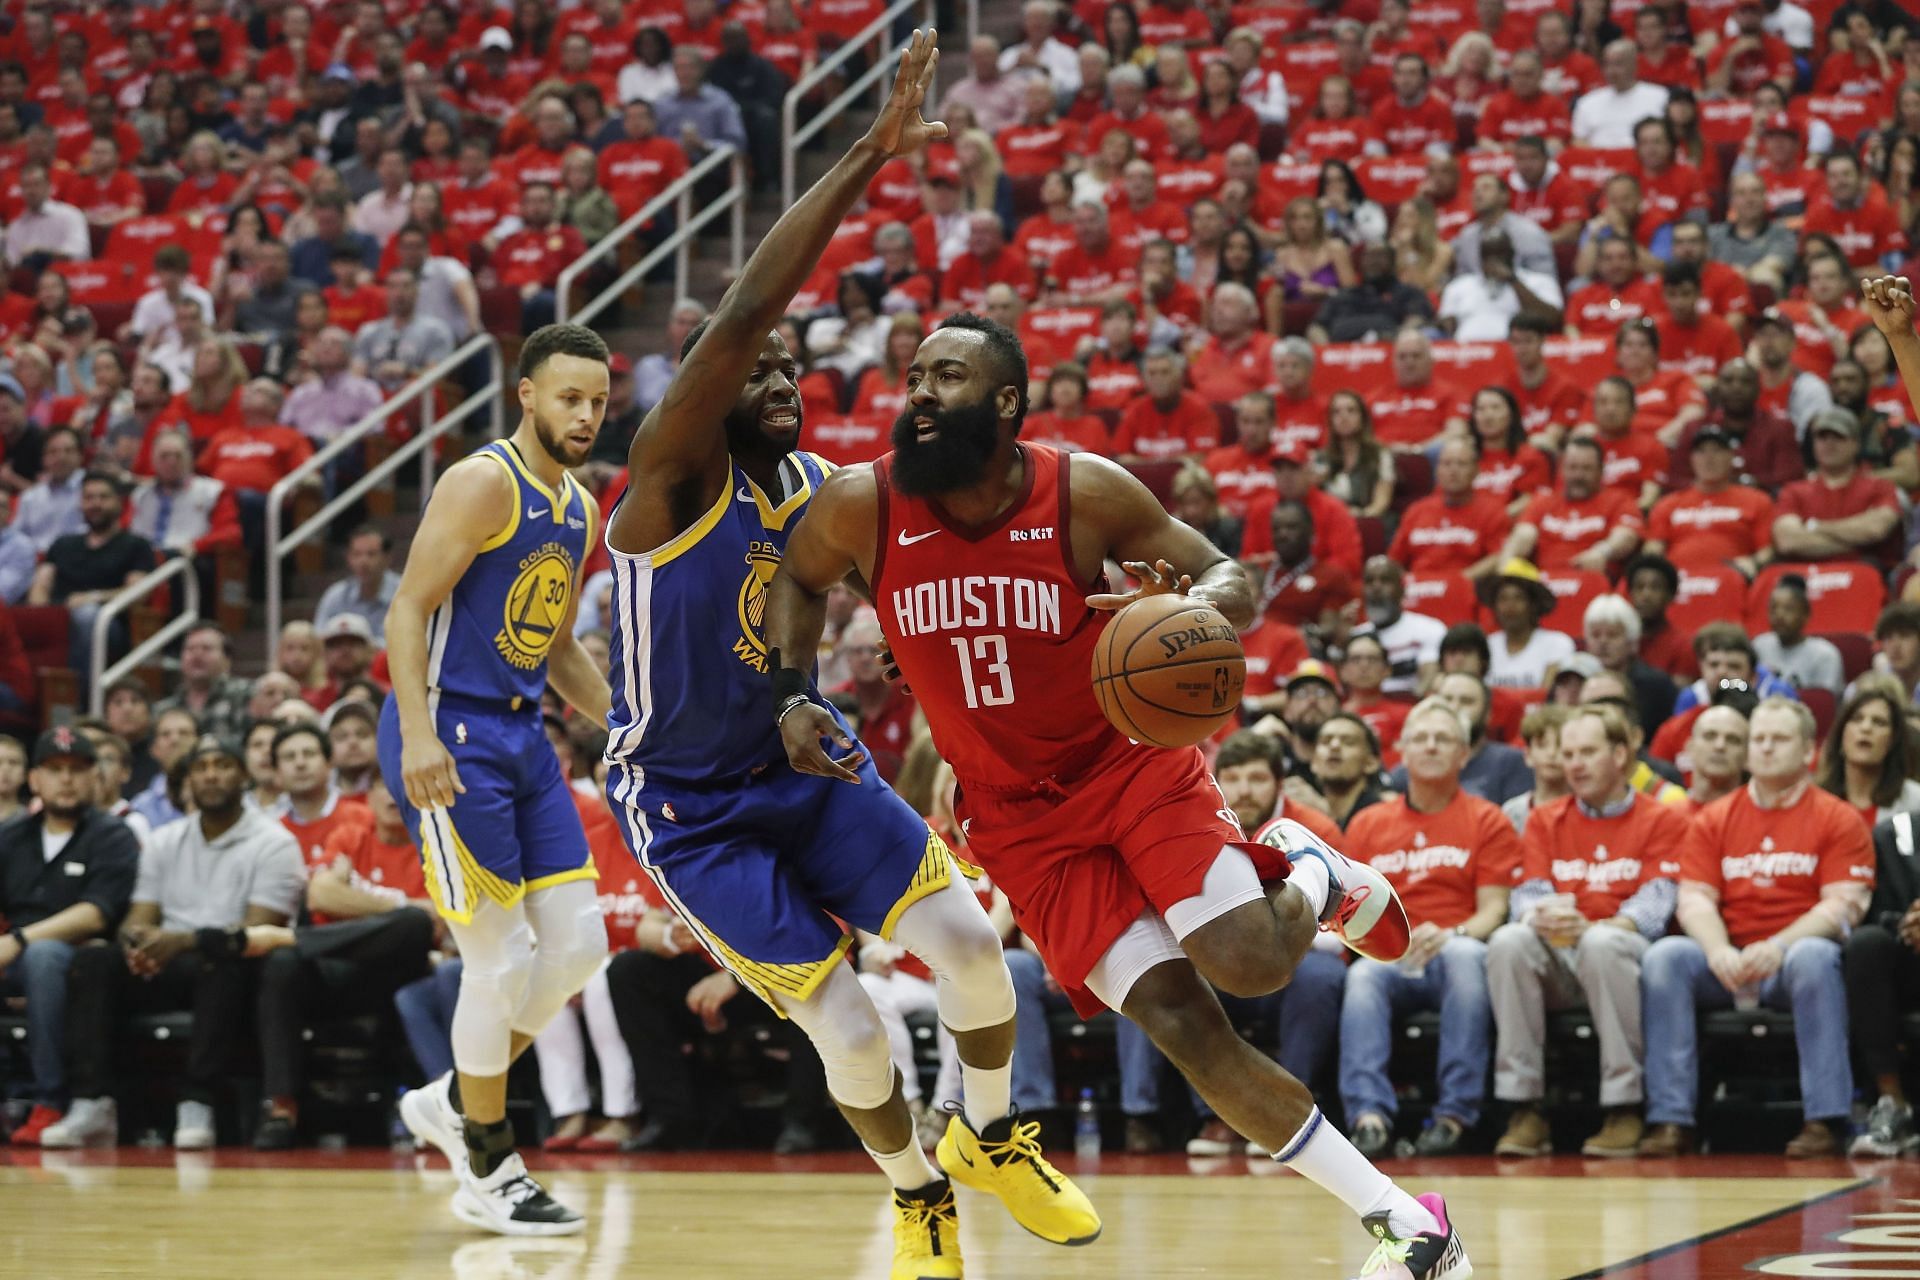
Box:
[1,1148,1909,1279]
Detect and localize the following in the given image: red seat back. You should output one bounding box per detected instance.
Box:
[1403,571,1478,627]
[1672,565,1748,638]
[1747,561,1886,636]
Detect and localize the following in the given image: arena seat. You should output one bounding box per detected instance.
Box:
[1671,564,1748,637]
[1403,571,1477,627]
[1800,687,1838,740]
[1747,561,1885,636]
[1357,515,1386,560]
[1392,452,1433,511]
[1815,631,1876,685]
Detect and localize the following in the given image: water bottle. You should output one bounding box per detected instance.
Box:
[1074,1088,1101,1160]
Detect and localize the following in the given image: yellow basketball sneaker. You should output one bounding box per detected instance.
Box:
[891,1178,964,1280]
[935,1112,1102,1246]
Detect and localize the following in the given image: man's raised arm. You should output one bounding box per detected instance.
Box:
[617,33,946,512]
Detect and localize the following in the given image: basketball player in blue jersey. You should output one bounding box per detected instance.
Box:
[377,324,614,1237]
[599,33,1095,1279]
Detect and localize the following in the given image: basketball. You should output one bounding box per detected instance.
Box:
[1090,594,1247,748]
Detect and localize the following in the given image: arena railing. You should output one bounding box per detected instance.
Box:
[89,555,199,716]
[781,0,940,210]
[556,144,748,328]
[263,333,506,645]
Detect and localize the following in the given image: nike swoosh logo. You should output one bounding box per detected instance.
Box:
[527,506,548,519]
[737,486,754,502]
[898,529,939,546]
[954,1144,976,1168]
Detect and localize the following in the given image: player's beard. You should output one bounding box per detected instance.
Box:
[890,397,1000,496]
[530,407,591,469]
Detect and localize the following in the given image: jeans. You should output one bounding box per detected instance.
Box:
[521,288,557,333]
[1844,924,1920,1083]
[66,601,129,704]
[394,959,463,1081]
[1642,934,1853,1126]
[1005,948,1061,1112]
[1339,935,1493,1127]
[0,938,77,1106]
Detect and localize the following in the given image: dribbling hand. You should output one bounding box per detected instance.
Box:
[1088,559,1193,612]
[778,702,868,785]
[864,29,947,159]
[1861,275,1917,339]
[401,735,465,812]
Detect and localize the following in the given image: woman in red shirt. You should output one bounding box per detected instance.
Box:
[135,336,245,472]
[1439,32,1498,136]
[379,183,462,276]
[1467,386,1554,517]
[850,314,925,421]
[1610,319,1706,446]
[165,131,238,215]
[1195,60,1260,154]
[1148,45,1200,113]
[409,118,461,186]
[1024,360,1111,454]
[1289,76,1380,165]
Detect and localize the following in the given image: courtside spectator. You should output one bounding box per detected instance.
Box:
[1341,697,1520,1157]
[1640,698,1872,1158]
[307,615,376,712]
[1583,594,1679,735]
[1674,622,1799,717]
[1817,680,1920,825]
[1844,810,1920,1156]
[47,736,303,1150]
[0,729,139,1147]
[1503,704,1572,832]
[1387,671,1535,805]
[1686,706,1751,809]
[1490,704,1686,1159]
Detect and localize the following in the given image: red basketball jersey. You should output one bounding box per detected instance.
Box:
[871,444,1121,790]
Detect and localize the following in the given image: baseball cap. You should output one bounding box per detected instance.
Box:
[608,353,633,376]
[32,726,96,768]
[1271,443,1311,468]
[1691,423,1737,449]
[1761,111,1797,136]
[924,156,960,185]
[1754,307,1793,333]
[182,734,244,769]
[320,613,373,644]
[1552,652,1604,683]
[479,26,513,51]
[0,373,22,402]
[1285,659,1341,698]
[1810,406,1861,440]
[322,63,357,83]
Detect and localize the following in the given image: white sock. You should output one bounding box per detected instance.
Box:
[1275,1107,1439,1238]
[1287,855,1332,920]
[961,1059,1012,1131]
[868,1135,940,1191]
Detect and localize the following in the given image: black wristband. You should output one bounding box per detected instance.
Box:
[195,926,246,959]
[770,648,808,706]
[8,926,26,954]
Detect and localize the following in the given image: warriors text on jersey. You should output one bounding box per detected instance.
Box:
[603,452,837,789]
[426,440,593,705]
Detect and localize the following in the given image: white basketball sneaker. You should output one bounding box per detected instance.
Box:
[452,1151,586,1237]
[400,1073,465,1167]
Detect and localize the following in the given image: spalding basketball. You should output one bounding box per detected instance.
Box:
[1091,594,1247,748]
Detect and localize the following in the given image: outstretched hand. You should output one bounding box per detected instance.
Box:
[1089,559,1194,612]
[1861,274,1917,340]
[865,29,947,159]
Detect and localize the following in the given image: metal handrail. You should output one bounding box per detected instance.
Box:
[556,147,748,328]
[264,334,505,644]
[89,555,199,716]
[781,0,937,209]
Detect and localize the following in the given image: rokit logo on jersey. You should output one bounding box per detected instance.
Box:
[496,542,576,670]
[732,540,783,674]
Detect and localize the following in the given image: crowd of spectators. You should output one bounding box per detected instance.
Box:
[12,0,1920,1166]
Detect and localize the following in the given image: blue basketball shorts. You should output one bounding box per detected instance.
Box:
[378,692,594,924]
[604,743,961,1011]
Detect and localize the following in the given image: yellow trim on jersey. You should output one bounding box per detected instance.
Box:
[498,439,566,520]
[879,831,964,940]
[650,482,731,566]
[474,450,523,553]
[670,894,854,1014]
[527,861,600,892]
[746,461,814,531]
[419,809,524,923]
[806,452,839,476]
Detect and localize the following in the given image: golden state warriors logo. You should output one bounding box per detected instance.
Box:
[732,541,782,674]
[496,543,574,670]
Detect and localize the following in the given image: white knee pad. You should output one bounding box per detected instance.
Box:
[448,903,537,1077]
[512,879,611,1039]
[781,962,899,1112]
[889,874,1017,1034]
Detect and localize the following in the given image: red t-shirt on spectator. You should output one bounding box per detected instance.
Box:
[1084,350,1146,413]
[1114,392,1219,460]
[1242,618,1310,700]
[1520,793,1687,920]
[1510,172,1592,236]
[997,120,1082,178]
[1636,42,1702,90]
[1137,4,1213,45]
[1189,331,1275,407]
[1655,313,1742,381]
[1025,411,1110,453]
[1476,90,1571,147]
[1270,388,1328,456]
[63,168,144,221]
[1513,374,1587,439]
[1777,468,1903,567]
[1205,439,1278,519]
[1049,240,1138,300]
[1084,110,1171,162]
[941,250,1037,311]
[1369,93,1456,155]
[1682,783,1874,948]
[1539,50,1603,99]
[494,225,586,289]
[1619,369,1706,439]
[1518,488,1643,568]
[1772,298,1868,380]
[443,175,519,242]
[322,283,387,335]
[1344,789,1524,929]
[1012,212,1077,267]
[283,792,373,870]
[165,171,237,216]
[200,424,316,493]
[1111,199,1189,251]
[313,818,426,927]
[1347,694,1410,769]
[1156,156,1227,205]
[1803,193,1906,268]
[1596,430,1670,498]
[598,137,689,215]
[1388,493,1511,573]
[1566,276,1663,335]
[1707,32,1797,95]
[1369,380,1463,448]
[1633,161,1710,241]
[1647,484,1776,564]
[1474,445,1553,505]
[1241,488,1365,576]
[1288,116,1380,163]
[1259,558,1358,629]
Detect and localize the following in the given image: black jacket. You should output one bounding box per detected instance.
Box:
[0,807,139,933]
[1869,812,1920,932]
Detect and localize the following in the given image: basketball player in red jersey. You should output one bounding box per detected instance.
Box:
[764,315,1473,1280]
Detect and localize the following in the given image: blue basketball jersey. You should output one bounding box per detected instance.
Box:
[426,441,593,706]
[604,452,835,789]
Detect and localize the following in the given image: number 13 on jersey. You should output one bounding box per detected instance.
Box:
[951,634,1014,708]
